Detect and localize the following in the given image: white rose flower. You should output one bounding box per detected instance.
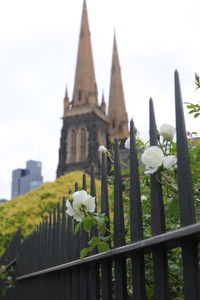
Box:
[141,146,164,174]
[125,137,130,149]
[66,190,95,222]
[163,155,177,169]
[141,195,147,201]
[98,145,107,153]
[159,124,175,140]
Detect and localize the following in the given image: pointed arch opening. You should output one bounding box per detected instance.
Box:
[80,128,86,161]
[66,128,77,163]
[112,119,116,129]
[71,129,77,162]
[77,126,88,162]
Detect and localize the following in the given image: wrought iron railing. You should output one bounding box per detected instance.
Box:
[0,71,199,300]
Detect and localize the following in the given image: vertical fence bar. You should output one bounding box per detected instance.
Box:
[174,70,199,300]
[56,202,61,299]
[79,173,89,300]
[48,213,53,268]
[149,98,166,235]
[82,173,87,190]
[80,173,89,249]
[113,138,127,299]
[149,98,169,300]
[38,222,42,271]
[129,120,146,300]
[65,211,72,300]
[52,208,57,267]
[61,197,69,300]
[174,71,196,224]
[88,163,100,300]
[71,182,80,300]
[101,152,113,300]
[61,197,67,262]
[57,202,61,265]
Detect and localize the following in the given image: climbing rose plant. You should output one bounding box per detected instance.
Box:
[66,123,178,259]
[66,190,111,259]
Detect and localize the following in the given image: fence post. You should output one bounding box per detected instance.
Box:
[174,70,199,300]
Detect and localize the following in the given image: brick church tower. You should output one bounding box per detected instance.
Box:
[57,0,128,177]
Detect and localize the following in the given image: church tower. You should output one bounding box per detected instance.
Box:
[108,34,129,141]
[57,0,108,177]
[57,1,129,177]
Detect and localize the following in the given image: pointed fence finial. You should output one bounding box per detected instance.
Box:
[149,98,158,146]
[174,70,196,225]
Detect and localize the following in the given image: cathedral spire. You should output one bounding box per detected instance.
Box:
[72,0,98,106]
[108,34,128,140]
[63,85,69,114]
[100,91,106,114]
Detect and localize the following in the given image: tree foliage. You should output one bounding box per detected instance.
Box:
[0,171,102,256]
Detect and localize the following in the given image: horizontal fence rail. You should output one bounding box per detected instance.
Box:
[0,71,199,300]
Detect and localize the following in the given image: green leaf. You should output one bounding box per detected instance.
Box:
[165,197,178,216]
[98,222,106,235]
[194,113,200,118]
[195,73,200,88]
[98,242,109,253]
[95,214,105,225]
[88,236,100,247]
[74,222,82,234]
[121,168,130,175]
[103,215,108,222]
[187,104,194,109]
[80,247,93,259]
[101,235,112,242]
[189,109,196,114]
[82,217,93,232]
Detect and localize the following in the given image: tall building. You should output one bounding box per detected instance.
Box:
[57,0,128,177]
[11,160,43,199]
[0,199,7,205]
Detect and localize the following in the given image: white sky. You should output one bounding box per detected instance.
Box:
[0,0,200,199]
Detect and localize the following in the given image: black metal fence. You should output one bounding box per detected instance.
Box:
[0,71,199,299]
[0,230,21,300]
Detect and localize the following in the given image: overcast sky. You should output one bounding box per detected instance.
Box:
[0,0,200,199]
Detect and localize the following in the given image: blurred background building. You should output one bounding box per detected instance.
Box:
[0,199,7,205]
[11,160,43,198]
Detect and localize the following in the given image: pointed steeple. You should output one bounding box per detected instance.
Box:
[72,0,98,106]
[108,34,128,140]
[100,91,106,114]
[63,85,69,114]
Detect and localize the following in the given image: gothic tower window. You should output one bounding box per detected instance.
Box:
[78,89,81,101]
[112,119,115,128]
[71,129,77,162]
[79,127,87,161]
[66,128,77,164]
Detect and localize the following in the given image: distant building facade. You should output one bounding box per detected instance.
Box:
[0,199,7,205]
[11,160,43,199]
[57,0,129,177]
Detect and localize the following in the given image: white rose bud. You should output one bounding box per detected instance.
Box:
[98,145,107,153]
[141,146,164,174]
[125,137,130,149]
[163,155,177,169]
[141,195,147,201]
[159,124,175,140]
